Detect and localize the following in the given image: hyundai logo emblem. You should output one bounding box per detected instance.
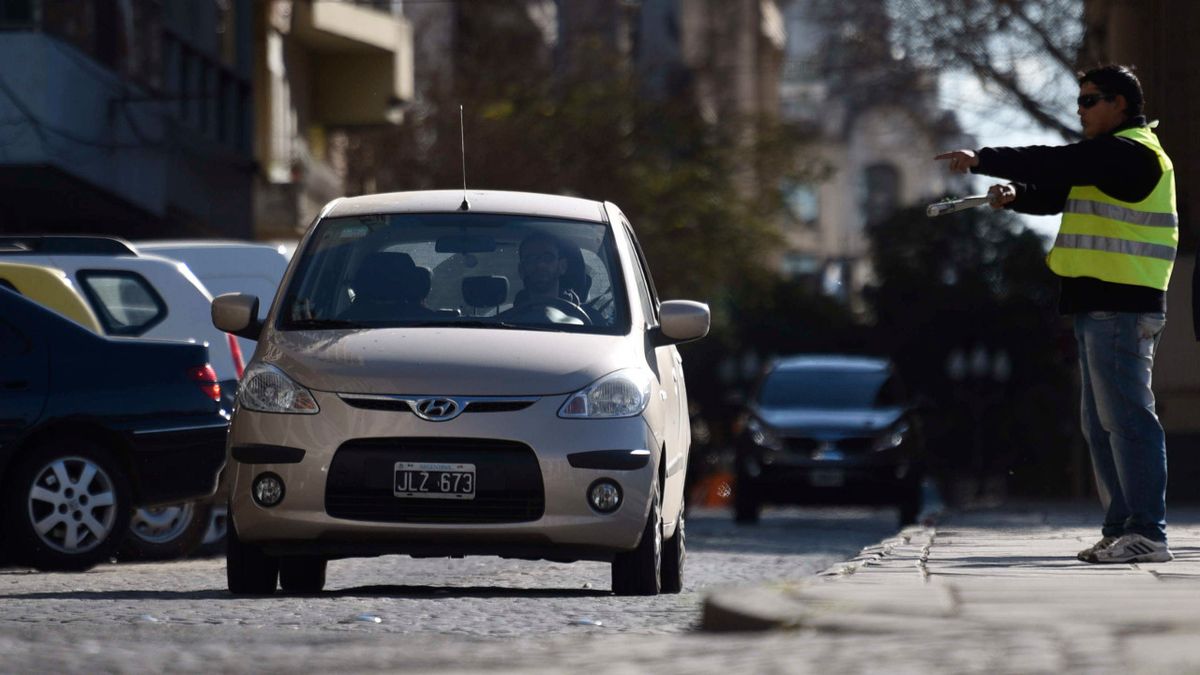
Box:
[414,398,462,421]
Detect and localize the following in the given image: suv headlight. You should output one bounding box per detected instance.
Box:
[747,417,783,451]
[239,363,319,414]
[559,369,653,419]
[872,421,909,451]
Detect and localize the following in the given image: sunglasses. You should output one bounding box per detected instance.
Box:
[1077,93,1114,109]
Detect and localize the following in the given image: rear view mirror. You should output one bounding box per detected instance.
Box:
[655,300,710,345]
[435,234,497,254]
[212,293,262,341]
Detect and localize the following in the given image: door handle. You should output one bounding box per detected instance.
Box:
[2,380,29,390]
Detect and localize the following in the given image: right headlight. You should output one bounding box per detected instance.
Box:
[239,363,319,414]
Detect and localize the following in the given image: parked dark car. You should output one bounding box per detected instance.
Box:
[0,287,228,571]
[733,355,924,527]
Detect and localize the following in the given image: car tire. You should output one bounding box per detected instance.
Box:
[2,438,132,572]
[279,557,327,594]
[733,476,760,525]
[611,481,662,596]
[118,500,213,561]
[660,506,685,594]
[226,517,279,595]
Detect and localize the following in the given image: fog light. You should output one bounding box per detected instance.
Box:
[588,479,622,513]
[252,472,285,507]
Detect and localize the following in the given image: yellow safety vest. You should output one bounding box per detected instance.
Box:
[1047,125,1177,290]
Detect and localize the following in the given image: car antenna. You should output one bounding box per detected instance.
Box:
[458,104,470,211]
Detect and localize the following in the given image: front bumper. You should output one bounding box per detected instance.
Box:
[738,442,918,505]
[226,391,659,561]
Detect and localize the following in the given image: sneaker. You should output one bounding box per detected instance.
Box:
[1077,536,1118,562]
[1089,533,1173,564]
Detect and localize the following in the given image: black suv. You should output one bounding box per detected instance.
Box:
[0,288,228,570]
[734,355,925,527]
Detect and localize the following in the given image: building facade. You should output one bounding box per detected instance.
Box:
[0,0,255,238]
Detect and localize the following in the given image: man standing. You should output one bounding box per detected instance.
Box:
[937,65,1177,564]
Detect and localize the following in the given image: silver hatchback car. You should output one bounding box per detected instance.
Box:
[212,190,709,596]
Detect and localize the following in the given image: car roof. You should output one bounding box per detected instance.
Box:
[771,355,892,373]
[136,240,288,253]
[322,190,609,223]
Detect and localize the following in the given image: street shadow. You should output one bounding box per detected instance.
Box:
[327,585,609,599]
[0,586,610,601]
[0,589,229,601]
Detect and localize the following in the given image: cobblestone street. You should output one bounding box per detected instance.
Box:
[0,506,899,672]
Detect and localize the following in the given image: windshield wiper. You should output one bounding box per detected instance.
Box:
[286,318,367,330]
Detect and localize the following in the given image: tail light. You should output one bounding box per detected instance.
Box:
[187,364,222,402]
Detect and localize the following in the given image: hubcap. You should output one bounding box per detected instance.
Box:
[130,502,195,545]
[27,457,117,554]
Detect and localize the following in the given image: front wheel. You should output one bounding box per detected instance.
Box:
[661,507,685,594]
[226,516,279,595]
[3,439,132,572]
[279,557,327,594]
[611,482,662,596]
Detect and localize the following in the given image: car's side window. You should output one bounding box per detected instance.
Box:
[77,270,167,336]
[0,278,18,294]
[620,218,659,326]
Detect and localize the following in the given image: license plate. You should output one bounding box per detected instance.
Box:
[809,469,845,487]
[394,462,476,500]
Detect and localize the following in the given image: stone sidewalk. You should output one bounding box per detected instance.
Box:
[703,503,1200,673]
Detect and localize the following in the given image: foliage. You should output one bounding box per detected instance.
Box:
[866,203,1080,498]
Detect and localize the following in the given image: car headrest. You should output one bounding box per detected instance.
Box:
[462,275,509,308]
[353,251,430,304]
[559,244,592,301]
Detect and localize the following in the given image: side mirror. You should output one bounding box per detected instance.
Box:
[654,300,710,345]
[212,293,262,341]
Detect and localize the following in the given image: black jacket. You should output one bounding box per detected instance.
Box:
[971,116,1167,315]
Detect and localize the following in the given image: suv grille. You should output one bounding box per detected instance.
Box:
[325,438,545,524]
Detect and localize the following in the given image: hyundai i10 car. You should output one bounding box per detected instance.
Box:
[212,190,709,596]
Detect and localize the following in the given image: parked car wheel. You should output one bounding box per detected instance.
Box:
[227,518,279,595]
[118,500,213,561]
[661,506,685,594]
[279,557,328,594]
[3,438,132,571]
[611,481,662,596]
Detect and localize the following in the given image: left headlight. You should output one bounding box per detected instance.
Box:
[239,363,320,414]
[558,369,653,419]
[872,421,910,451]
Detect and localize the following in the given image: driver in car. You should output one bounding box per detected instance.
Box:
[516,232,581,306]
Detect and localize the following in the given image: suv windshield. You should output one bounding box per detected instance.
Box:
[279,213,630,335]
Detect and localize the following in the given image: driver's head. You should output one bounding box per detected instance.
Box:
[518,233,567,296]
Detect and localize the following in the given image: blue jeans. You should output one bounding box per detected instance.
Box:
[1074,311,1168,542]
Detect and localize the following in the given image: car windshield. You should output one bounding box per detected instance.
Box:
[279,213,630,335]
[757,369,904,409]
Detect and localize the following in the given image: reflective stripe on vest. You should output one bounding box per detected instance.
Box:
[1047,125,1177,291]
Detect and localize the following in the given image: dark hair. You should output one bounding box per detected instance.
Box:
[1078,64,1144,117]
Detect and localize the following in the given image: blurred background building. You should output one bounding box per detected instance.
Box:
[0,0,254,238]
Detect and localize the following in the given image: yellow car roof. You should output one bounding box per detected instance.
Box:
[0,262,103,333]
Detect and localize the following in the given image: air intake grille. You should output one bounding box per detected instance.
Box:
[325,438,544,524]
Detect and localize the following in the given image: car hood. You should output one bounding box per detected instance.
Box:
[756,406,905,438]
[258,328,638,396]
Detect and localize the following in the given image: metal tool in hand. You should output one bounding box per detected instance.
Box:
[926,195,991,218]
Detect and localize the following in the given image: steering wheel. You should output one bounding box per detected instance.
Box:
[506,297,592,325]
